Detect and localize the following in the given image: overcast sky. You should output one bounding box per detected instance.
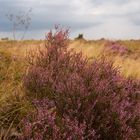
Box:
[0,0,140,39]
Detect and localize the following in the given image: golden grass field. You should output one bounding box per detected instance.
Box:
[0,39,140,138]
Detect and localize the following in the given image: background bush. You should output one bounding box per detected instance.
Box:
[23,27,140,140]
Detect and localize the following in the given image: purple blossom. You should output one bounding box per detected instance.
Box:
[22,27,140,140]
[105,42,129,55]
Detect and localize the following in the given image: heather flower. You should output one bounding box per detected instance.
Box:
[105,42,130,55]
[20,99,97,140]
[23,27,140,139]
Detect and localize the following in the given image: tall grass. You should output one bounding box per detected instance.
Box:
[0,48,32,139]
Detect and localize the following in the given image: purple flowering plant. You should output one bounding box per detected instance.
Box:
[22,26,140,140]
[105,42,130,55]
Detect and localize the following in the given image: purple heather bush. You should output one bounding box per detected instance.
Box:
[20,99,97,140]
[105,42,130,55]
[22,26,140,140]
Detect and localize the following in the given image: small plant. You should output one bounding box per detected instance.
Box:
[105,42,130,55]
[6,8,32,41]
[23,27,140,139]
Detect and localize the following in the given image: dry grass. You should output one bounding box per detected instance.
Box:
[70,39,140,79]
[0,39,140,78]
[0,45,32,138]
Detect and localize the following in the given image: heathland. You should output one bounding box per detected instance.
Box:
[0,30,140,139]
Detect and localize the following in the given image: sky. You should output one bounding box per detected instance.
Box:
[0,0,140,40]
